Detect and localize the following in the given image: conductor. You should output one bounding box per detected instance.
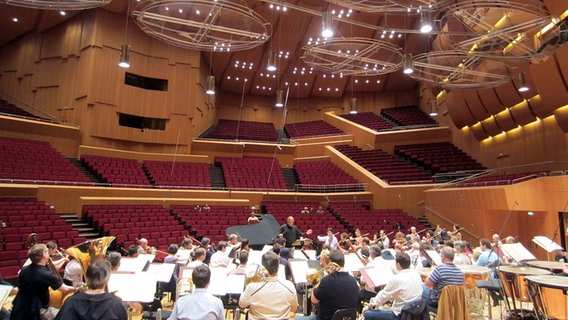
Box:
[278,216,312,255]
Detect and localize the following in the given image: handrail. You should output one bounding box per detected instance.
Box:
[424,206,481,241]
[0,92,58,120]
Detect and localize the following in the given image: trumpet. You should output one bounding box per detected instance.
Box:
[306,262,341,287]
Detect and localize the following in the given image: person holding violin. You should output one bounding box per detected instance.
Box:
[447,224,462,241]
[317,228,339,250]
[338,232,351,253]
[137,238,156,255]
[10,243,76,320]
[377,230,390,249]
[46,242,69,272]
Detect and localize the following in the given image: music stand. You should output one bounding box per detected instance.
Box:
[0,285,13,307]
[109,271,158,303]
[288,259,310,315]
[532,236,563,261]
[291,238,312,247]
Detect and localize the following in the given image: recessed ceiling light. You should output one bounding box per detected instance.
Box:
[59,11,66,16]
[12,17,19,22]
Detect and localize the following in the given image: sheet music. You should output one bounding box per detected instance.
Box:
[247,250,263,266]
[117,256,151,272]
[532,236,564,253]
[179,267,194,279]
[146,263,176,282]
[501,243,537,261]
[108,272,157,303]
[359,266,394,288]
[288,259,309,284]
[278,264,286,282]
[0,285,13,306]
[424,250,442,266]
[207,267,245,296]
[343,253,365,272]
[261,245,273,254]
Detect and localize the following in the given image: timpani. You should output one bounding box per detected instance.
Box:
[525,275,568,320]
[527,260,567,274]
[497,265,552,315]
[457,265,490,289]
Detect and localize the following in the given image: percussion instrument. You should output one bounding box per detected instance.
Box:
[525,275,568,320]
[526,260,567,273]
[497,265,552,316]
[457,265,490,290]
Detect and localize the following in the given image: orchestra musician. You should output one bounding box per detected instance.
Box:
[447,224,462,241]
[169,265,225,320]
[209,242,230,268]
[278,216,313,255]
[46,242,69,271]
[423,246,464,308]
[377,230,390,249]
[407,227,421,242]
[316,227,339,250]
[357,245,395,312]
[227,234,241,252]
[338,233,351,252]
[432,224,449,243]
[199,237,216,265]
[54,260,127,320]
[137,238,156,255]
[475,238,500,277]
[296,250,359,320]
[0,275,18,320]
[187,248,207,268]
[239,252,298,320]
[10,244,76,320]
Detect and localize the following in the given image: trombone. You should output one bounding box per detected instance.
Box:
[305,262,341,287]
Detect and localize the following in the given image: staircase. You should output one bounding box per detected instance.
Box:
[60,214,100,240]
[282,168,297,191]
[209,164,226,190]
[68,158,103,184]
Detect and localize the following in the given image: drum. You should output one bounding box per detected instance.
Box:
[458,265,490,289]
[497,266,552,303]
[525,275,568,320]
[526,260,566,273]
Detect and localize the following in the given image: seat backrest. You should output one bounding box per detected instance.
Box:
[437,285,469,320]
[331,308,357,320]
[399,297,429,320]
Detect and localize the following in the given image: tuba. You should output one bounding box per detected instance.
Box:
[65,236,116,276]
[306,262,341,287]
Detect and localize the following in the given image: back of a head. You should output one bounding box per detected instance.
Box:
[395,252,411,269]
[46,242,57,250]
[217,241,227,251]
[192,265,211,288]
[201,237,211,246]
[262,251,280,275]
[480,238,492,249]
[370,245,382,258]
[87,260,112,290]
[441,246,455,262]
[238,250,249,264]
[128,245,140,257]
[168,243,179,255]
[107,251,122,270]
[29,243,47,264]
[454,241,465,252]
[272,244,281,255]
[329,249,345,267]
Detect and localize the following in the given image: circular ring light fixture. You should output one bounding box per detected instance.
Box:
[440,0,552,61]
[301,37,403,76]
[133,0,271,52]
[410,50,510,89]
[1,0,110,10]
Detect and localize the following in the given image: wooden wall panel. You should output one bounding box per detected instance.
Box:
[90,47,121,106]
[529,56,568,116]
[462,89,490,121]
[553,105,568,132]
[470,122,489,140]
[477,87,504,115]
[494,81,523,107]
[446,92,476,128]
[494,109,517,132]
[481,116,501,136]
[509,100,536,126]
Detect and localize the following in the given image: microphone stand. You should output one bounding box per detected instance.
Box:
[487,201,518,268]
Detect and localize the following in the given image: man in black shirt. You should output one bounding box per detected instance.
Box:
[296,250,359,320]
[10,244,75,320]
[278,216,312,255]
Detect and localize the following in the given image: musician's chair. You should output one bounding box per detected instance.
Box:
[330,308,357,320]
[427,285,470,320]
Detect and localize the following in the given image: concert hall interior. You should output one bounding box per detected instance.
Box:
[0,0,568,319]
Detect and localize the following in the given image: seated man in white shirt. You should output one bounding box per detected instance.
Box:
[363,252,423,320]
[187,248,207,268]
[209,241,230,268]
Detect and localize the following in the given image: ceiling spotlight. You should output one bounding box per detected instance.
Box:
[518,72,529,92]
[420,11,433,33]
[205,75,215,95]
[275,90,284,107]
[118,44,131,68]
[321,11,334,38]
[267,50,276,71]
[403,53,414,74]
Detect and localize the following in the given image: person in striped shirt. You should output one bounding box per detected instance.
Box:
[422,246,464,307]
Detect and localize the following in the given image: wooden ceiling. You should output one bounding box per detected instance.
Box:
[0,0,565,100]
